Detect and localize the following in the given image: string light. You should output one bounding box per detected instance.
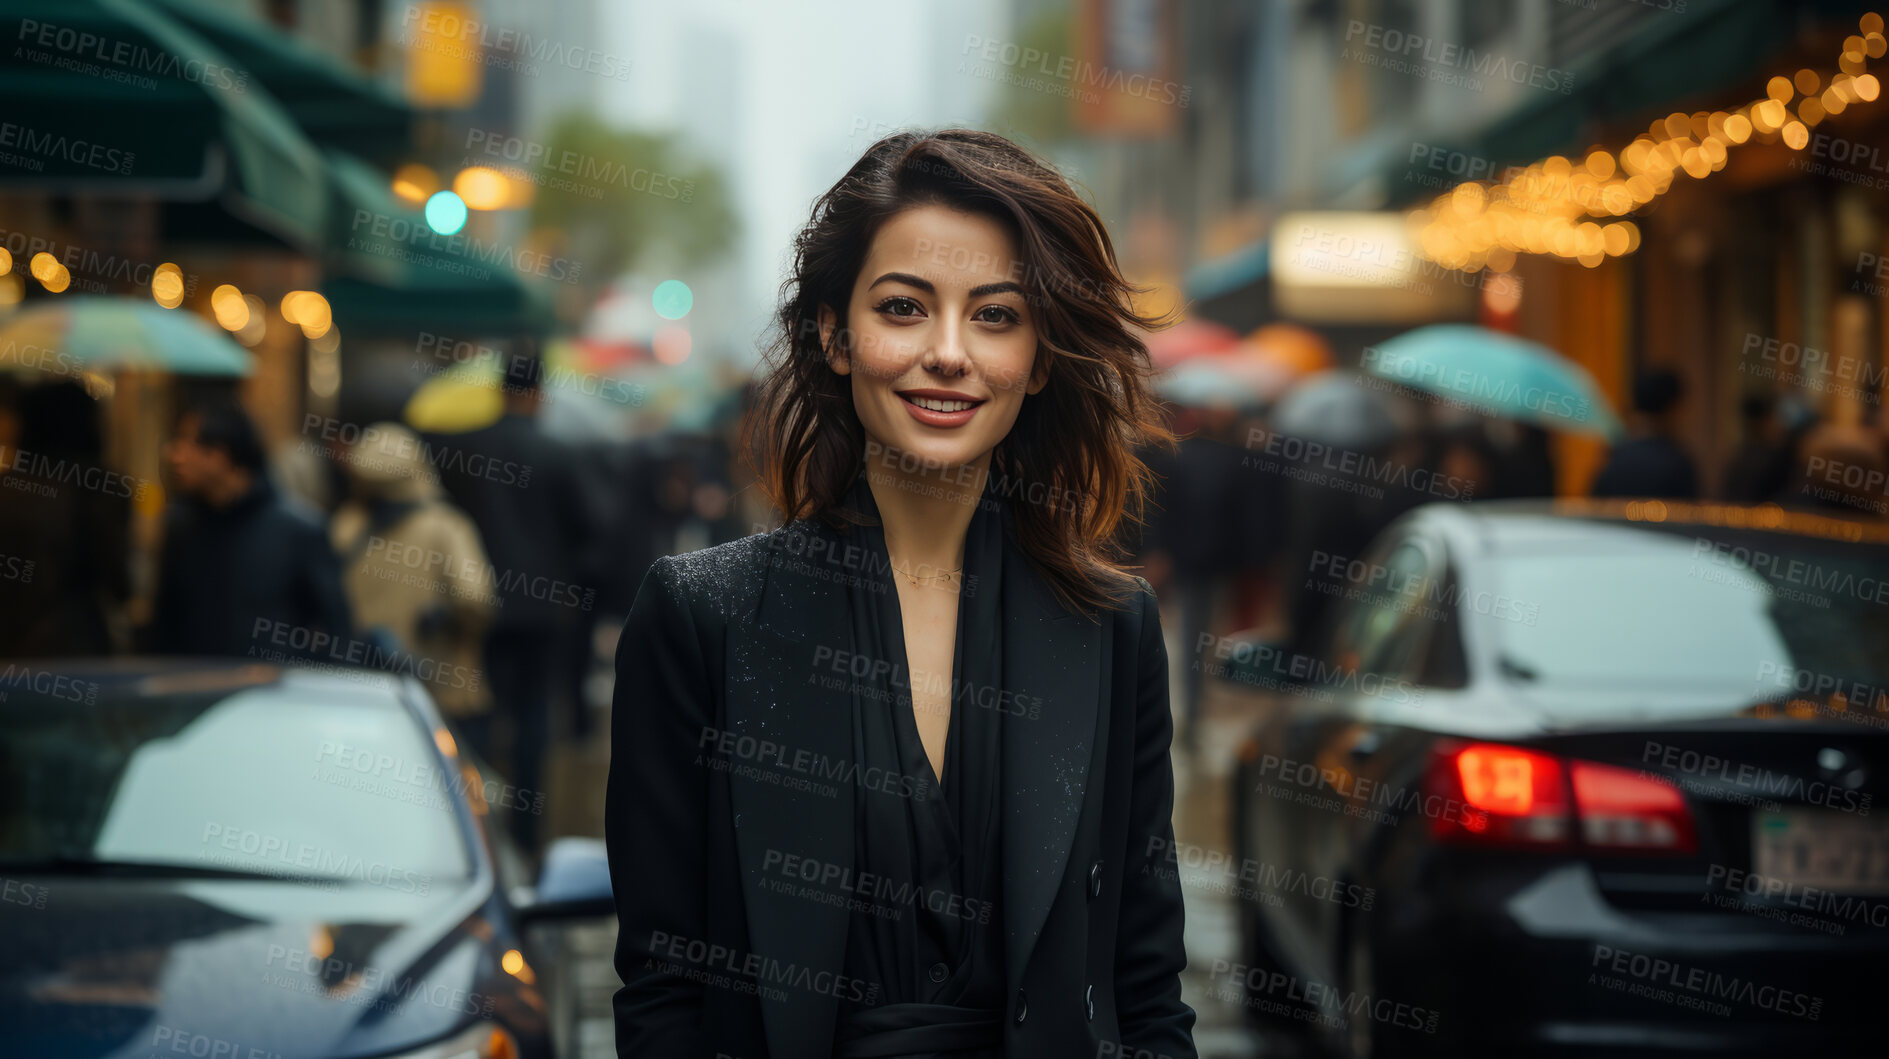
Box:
[1411,13,1885,272]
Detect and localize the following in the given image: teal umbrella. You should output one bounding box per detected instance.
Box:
[0,298,252,376]
[1362,324,1621,437]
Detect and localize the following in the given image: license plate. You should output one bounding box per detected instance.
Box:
[1752,809,1889,894]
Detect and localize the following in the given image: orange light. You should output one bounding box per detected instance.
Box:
[454,166,512,210]
[1457,745,1544,815]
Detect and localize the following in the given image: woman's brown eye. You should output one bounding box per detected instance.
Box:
[876,297,921,318]
[977,305,1019,325]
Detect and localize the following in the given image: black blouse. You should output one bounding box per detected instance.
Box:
[833,472,1008,1059]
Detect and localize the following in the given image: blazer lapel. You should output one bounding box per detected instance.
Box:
[1000,550,1108,989]
[726,527,858,1059]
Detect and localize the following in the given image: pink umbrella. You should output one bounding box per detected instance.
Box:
[1142,318,1241,368]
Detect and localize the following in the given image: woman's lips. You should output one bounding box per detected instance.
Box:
[898,392,983,428]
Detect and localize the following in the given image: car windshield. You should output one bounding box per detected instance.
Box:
[0,671,473,889]
[1488,525,1889,702]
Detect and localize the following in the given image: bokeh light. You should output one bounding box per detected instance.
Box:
[652,279,694,320]
[425,190,468,235]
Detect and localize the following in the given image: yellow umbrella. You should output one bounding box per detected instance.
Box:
[402,351,504,434]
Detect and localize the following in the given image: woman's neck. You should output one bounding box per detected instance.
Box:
[862,449,988,577]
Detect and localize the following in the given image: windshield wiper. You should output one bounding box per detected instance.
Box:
[1496,654,1540,683]
[0,854,337,884]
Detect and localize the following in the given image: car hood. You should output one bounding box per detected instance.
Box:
[0,874,515,1059]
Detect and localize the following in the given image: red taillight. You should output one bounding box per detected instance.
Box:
[1427,742,1696,855]
[1570,760,1697,853]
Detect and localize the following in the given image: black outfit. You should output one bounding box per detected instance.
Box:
[1591,435,1699,499]
[835,476,1005,1058]
[149,478,352,659]
[606,474,1196,1059]
[426,412,594,849]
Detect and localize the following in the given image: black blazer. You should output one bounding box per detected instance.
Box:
[605,522,1196,1059]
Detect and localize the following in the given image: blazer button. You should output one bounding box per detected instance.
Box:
[1086,984,1095,1021]
[1088,860,1103,900]
[929,962,949,984]
[733,813,742,829]
[1014,988,1027,1025]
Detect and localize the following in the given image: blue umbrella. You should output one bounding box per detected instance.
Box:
[0,297,251,377]
[1361,324,1621,438]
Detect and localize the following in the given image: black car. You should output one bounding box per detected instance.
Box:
[0,659,613,1059]
[1221,500,1889,1058]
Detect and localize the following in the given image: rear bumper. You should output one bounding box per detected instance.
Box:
[1371,860,1889,1056]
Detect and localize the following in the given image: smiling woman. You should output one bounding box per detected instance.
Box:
[606,128,1196,1059]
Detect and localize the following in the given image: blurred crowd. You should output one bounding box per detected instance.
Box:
[0,351,755,857]
[4,347,1885,827]
[1132,367,1889,745]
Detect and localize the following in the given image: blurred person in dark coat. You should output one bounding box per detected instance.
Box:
[150,400,352,659]
[330,422,496,736]
[1723,391,1794,504]
[424,346,595,851]
[0,381,132,656]
[1592,368,1699,499]
[1142,404,1249,747]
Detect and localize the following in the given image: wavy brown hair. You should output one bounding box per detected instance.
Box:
[743,128,1175,617]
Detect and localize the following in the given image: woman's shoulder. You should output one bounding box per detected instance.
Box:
[641,521,817,620]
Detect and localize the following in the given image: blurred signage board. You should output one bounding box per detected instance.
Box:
[1269,211,1476,324]
[402,0,483,107]
[1072,0,1185,136]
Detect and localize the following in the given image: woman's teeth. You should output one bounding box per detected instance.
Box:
[910,396,976,412]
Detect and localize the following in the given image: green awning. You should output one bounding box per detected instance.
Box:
[322,152,550,336]
[150,0,413,165]
[0,0,326,249]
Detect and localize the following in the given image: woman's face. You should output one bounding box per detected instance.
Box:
[820,204,1046,474]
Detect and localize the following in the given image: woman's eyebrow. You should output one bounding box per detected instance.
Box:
[867,272,1026,300]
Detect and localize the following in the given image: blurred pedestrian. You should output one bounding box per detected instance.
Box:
[1591,368,1699,499]
[149,400,353,660]
[1491,421,1557,498]
[1723,391,1793,504]
[0,381,132,656]
[425,345,595,852]
[1144,404,1252,747]
[330,422,497,738]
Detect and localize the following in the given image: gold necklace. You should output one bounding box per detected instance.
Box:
[889,560,962,587]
